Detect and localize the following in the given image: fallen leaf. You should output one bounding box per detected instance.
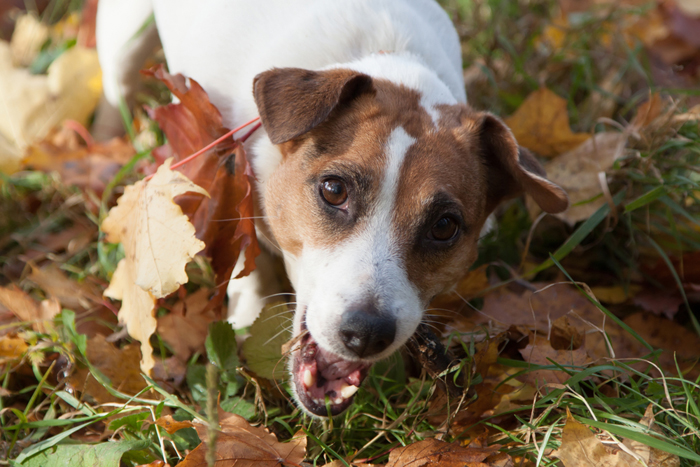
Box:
[67,334,149,404]
[156,288,217,362]
[590,285,640,305]
[0,333,29,362]
[0,42,101,171]
[0,285,41,323]
[551,409,637,466]
[155,415,195,435]
[176,408,306,467]
[27,262,103,310]
[103,258,157,373]
[504,87,591,158]
[385,438,498,467]
[623,404,680,467]
[102,158,207,297]
[430,265,490,311]
[242,302,293,380]
[632,291,683,320]
[10,14,49,67]
[446,333,523,431]
[518,334,591,388]
[631,93,664,129]
[24,125,135,198]
[145,67,260,311]
[103,159,207,373]
[531,132,627,223]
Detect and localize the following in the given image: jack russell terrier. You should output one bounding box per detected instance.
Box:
[95,0,568,417]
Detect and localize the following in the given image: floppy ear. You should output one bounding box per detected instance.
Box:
[477,113,569,214]
[253,67,373,144]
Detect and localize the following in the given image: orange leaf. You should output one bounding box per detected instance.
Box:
[385,438,498,467]
[179,409,306,467]
[505,87,590,157]
[155,415,194,435]
[145,67,260,311]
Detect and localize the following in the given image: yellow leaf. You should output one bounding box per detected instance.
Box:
[552,409,637,467]
[590,285,641,304]
[102,159,209,297]
[529,132,627,224]
[505,87,591,157]
[0,334,29,361]
[10,14,49,67]
[104,259,157,373]
[0,42,101,172]
[102,159,209,373]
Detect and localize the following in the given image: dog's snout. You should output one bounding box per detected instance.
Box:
[339,308,396,358]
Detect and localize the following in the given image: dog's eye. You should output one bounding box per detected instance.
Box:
[429,216,459,241]
[320,178,348,207]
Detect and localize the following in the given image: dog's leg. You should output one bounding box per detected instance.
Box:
[93,0,160,140]
[227,245,289,329]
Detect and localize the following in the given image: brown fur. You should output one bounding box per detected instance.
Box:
[254,67,568,301]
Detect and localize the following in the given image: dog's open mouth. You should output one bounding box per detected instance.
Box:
[292,326,371,417]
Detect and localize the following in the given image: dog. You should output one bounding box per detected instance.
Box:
[95,0,568,417]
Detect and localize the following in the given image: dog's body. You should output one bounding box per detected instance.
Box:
[96,0,568,417]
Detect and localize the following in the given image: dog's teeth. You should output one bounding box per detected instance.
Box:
[303,369,314,388]
[340,384,359,399]
[334,397,343,405]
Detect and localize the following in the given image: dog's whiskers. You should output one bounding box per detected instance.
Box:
[210,215,273,222]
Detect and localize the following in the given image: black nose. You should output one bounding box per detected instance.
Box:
[339,307,396,358]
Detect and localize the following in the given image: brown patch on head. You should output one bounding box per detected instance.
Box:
[259,70,435,257]
[255,66,567,303]
[390,106,569,302]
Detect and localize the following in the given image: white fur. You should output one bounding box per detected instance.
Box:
[293,128,422,361]
[96,0,466,340]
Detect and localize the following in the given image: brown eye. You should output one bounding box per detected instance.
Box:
[430,216,458,241]
[320,178,348,206]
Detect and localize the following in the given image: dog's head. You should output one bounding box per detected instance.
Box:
[252,67,568,416]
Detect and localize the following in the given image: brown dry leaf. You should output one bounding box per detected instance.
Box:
[156,288,217,362]
[518,334,591,388]
[0,333,29,362]
[146,67,260,311]
[0,42,101,174]
[0,285,41,323]
[67,334,149,404]
[445,333,524,431]
[0,285,57,332]
[24,125,135,198]
[177,408,306,467]
[531,132,627,224]
[27,263,102,310]
[385,438,498,467]
[551,409,637,466]
[430,265,490,310]
[504,88,591,158]
[155,415,195,435]
[623,404,680,467]
[324,461,375,467]
[135,462,170,467]
[632,291,683,320]
[631,93,664,129]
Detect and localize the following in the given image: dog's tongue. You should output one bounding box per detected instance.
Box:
[316,348,365,384]
[294,335,370,416]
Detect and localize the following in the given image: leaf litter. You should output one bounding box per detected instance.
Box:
[1,0,700,466]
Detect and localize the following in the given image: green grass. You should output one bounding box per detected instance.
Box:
[2,0,700,465]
